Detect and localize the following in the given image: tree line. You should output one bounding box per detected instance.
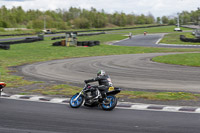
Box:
[0,6,199,30]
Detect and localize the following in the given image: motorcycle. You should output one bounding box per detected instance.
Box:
[69,84,121,111]
[0,82,6,96]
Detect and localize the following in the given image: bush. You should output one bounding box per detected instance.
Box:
[0,20,9,28]
[32,20,43,29]
[73,18,91,29]
[0,28,5,32]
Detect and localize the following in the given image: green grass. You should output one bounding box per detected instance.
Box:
[27,84,200,101]
[119,91,200,101]
[0,29,35,35]
[110,26,192,34]
[30,84,82,96]
[152,53,200,67]
[160,32,200,45]
[1,26,200,101]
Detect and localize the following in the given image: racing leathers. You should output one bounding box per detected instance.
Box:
[84,75,113,98]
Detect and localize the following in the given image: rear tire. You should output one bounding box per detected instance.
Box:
[101,95,117,111]
[69,94,84,108]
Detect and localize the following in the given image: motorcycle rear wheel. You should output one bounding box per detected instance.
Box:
[69,94,84,108]
[101,95,117,111]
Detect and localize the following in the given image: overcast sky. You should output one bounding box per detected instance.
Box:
[0,0,200,17]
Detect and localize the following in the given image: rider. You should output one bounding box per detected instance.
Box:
[84,70,113,98]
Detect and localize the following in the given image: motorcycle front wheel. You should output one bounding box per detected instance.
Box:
[101,95,117,111]
[69,94,84,108]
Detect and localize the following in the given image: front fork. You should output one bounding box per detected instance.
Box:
[74,90,83,101]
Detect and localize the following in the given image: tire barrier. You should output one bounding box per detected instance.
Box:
[77,41,100,47]
[78,32,105,36]
[51,36,65,40]
[52,40,100,47]
[180,35,200,43]
[0,33,34,37]
[51,32,106,40]
[52,41,62,46]
[0,25,167,37]
[0,44,10,50]
[0,37,44,45]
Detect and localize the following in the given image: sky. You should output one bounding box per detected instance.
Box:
[0,0,200,17]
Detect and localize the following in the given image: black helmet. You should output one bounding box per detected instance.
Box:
[97,70,105,76]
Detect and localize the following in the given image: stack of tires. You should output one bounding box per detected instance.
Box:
[53,40,100,47]
[52,41,62,46]
[0,37,43,45]
[180,35,200,42]
[51,36,65,40]
[0,44,10,50]
[77,41,100,47]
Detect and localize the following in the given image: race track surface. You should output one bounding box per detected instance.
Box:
[0,98,200,133]
[113,34,200,48]
[21,53,200,93]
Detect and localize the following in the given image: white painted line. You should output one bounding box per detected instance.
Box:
[156,38,162,44]
[194,108,200,113]
[1,92,6,96]
[162,106,182,112]
[10,95,24,99]
[29,96,46,101]
[50,98,69,103]
[130,104,149,110]
[2,93,200,113]
[1,92,5,95]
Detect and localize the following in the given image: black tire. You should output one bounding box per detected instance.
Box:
[82,41,89,46]
[94,41,100,45]
[0,44,10,50]
[69,94,84,108]
[88,41,95,47]
[77,41,83,46]
[52,41,61,46]
[101,95,117,111]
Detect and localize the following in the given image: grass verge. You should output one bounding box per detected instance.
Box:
[152,53,200,67]
[160,32,200,45]
[27,84,200,101]
[110,26,192,34]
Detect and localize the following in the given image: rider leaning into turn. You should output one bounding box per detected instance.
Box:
[84,70,113,98]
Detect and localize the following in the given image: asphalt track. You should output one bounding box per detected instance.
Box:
[0,98,200,133]
[21,52,200,93]
[113,33,200,48]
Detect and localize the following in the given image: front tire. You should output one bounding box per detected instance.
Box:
[69,94,84,108]
[101,95,117,111]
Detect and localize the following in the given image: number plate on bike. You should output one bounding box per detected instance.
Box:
[108,87,114,92]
